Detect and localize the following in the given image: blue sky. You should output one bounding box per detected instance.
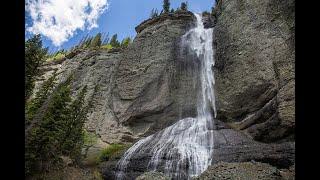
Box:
[25,0,215,53]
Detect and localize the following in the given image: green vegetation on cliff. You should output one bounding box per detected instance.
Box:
[25,34,48,100]
[98,144,131,162]
[163,0,170,13]
[25,75,90,177]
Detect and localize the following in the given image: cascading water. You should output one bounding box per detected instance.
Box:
[115,13,216,180]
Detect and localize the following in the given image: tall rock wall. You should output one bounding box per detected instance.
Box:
[111,11,198,137]
[34,11,197,144]
[213,0,295,142]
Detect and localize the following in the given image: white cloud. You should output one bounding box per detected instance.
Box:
[26,0,109,46]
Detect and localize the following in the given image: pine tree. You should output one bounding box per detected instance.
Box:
[163,0,170,13]
[170,8,175,13]
[181,2,188,11]
[150,8,159,18]
[90,33,102,47]
[60,86,88,160]
[26,71,57,126]
[102,32,110,45]
[25,34,48,100]
[25,74,91,176]
[84,36,93,48]
[109,34,120,48]
[25,76,73,176]
[121,37,132,48]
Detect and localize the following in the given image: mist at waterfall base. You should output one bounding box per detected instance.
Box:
[115,14,216,180]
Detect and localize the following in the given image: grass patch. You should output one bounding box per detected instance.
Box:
[46,52,66,62]
[98,144,130,162]
[100,44,113,50]
[83,130,98,147]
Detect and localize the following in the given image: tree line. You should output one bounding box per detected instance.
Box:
[25,35,97,177]
[150,0,188,18]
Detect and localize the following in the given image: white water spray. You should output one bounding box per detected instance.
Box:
[116,13,216,180]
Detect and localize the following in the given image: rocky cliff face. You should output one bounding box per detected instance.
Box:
[36,11,197,145]
[34,0,295,178]
[213,0,295,143]
[112,11,198,137]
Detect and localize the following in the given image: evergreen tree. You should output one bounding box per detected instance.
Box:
[90,32,102,47]
[121,37,132,48]
[60,86,88,160]
[163,0,170,13]
[25,74,91,176]
[78,34,89,49]
[181,2,188,11]
[25,76,73,176]
[25,34,48,100]
[170,8,175,13]
[26,71,57,126]
[109,34,120,48]
[150,8,159,18]
[102,32,110,45]
[84,36,93,48]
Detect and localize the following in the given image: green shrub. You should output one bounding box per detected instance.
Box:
[83,130,98,147]
[101,44,113,50]
[46,52,66,62]
[98,144,129,162]
[121,37,131,48]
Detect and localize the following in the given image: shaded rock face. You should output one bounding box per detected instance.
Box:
[213,0,295,142]
[111,11,198,136]
[35,50,132,144]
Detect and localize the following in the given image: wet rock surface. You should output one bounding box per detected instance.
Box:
[111,11,198,136]
[99,120,294,180]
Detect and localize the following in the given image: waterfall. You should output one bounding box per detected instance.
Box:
[115,13,216,180]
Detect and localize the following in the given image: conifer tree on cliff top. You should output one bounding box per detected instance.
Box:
[163,0,170,13]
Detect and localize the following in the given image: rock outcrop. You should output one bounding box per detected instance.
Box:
[135,172,170,180]
[213,0,295,142]
[194,162,294,180]
[35,10,198,148]
[111,11,197,137]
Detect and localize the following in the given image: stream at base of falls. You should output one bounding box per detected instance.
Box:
[115,13,216,180]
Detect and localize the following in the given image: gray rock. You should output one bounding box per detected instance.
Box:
[213,0,295,142]
[136,172,170,180]
[194,162,283,180]
[34,49,134,144]
[111,11,197,137]
[102,120,294,180]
